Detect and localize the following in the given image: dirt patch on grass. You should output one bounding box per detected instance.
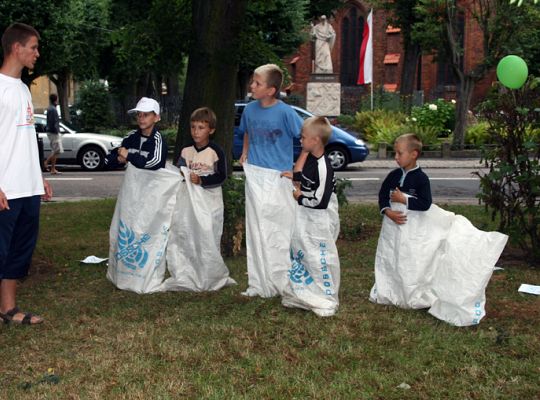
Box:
[498,245,536,268]
[486,299,540,322]
[26,256,57,283]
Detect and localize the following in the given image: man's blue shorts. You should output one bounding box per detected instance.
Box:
[0,195,41,280]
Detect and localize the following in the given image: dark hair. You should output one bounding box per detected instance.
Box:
[190,107,217,129]
[2,23,40,56]
[49,93,58,103]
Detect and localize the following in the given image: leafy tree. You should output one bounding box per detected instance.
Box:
[42,0,110,121]
[476,78,540,263]
[105,0,190,105]
[413,0,539,148]
[236,0,310,98]
[0,0,110,121]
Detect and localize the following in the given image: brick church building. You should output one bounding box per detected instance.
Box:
[283,0,495,113]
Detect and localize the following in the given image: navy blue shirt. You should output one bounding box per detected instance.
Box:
[378,166,432,213]
[105,127,167,170]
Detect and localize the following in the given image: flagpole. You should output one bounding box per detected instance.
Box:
[370,9,374,111]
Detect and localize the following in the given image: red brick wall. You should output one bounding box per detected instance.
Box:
[284,0,495,111]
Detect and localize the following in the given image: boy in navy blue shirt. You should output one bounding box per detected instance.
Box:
[379,134,432,224]
[105,97,167,170]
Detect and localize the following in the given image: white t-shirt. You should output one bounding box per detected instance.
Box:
[0,73,44,200]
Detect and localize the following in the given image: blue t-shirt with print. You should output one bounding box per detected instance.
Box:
[239,100,303,171]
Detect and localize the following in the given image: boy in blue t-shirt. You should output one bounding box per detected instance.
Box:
[239,64,305,297]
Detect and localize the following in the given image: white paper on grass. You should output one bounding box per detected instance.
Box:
[370,202,508,327]
[80,256,108,264]
[242,163,296,298]
[518,284,540,295]
[107,164,180,294]
[158,166,236,292]
[281,194,341,317]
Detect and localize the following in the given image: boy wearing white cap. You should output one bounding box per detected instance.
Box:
[105,97,167,170]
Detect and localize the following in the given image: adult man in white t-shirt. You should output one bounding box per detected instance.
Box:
[0,23,52,325]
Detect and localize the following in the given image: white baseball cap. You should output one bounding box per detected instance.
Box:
[128,97,160,115]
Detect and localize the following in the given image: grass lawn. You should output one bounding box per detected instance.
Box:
[1,200,539,399]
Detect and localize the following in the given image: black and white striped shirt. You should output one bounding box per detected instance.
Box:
[294,153,336,209]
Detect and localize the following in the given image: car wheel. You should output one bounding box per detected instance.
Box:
[326,145,349,171]
[78,145,105,171]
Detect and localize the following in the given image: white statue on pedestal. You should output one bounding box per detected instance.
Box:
[311,15,336,74]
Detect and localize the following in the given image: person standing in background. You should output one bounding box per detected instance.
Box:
[44,93,63,174]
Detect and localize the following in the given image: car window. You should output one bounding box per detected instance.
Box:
[234,105,245,126]
[34,117,46,133]
[294,109,311,120]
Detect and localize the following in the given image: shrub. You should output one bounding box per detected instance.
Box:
[411,98,455,137]
[336,178,352,207]
[221,176,246,257]
[400,124,441,147]
[336,114,356,131]
[476,78,540,264]
[75,80,114,132]
[353,110,407,144]
[465,121,491,146]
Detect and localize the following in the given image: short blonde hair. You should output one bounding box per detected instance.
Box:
[395,133,423,154]
[254,64,283,98]
[190,107,216,129]
[303,116,332,145]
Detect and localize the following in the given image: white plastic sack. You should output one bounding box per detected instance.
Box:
[369,203,454,309]
[159,166,236,292]
[428,215,508,326]
[107,164,180,294]
[282,194,340,317]
[242,163,296,298]
[370,203,508,326]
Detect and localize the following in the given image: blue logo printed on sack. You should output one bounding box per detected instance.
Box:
[319,242,334,295]
[115,220,150,270]
[289,249,314,285]
[472,301,482,324]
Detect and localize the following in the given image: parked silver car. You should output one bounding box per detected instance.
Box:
[34,114,122,171]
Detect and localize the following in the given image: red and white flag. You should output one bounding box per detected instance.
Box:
[357,10,373,85]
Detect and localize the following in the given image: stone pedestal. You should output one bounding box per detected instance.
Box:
[306,74,341,117]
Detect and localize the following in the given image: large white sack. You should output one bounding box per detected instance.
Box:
[242,163,296,298]
[159,166,236,292]
[369,202,508,326]
[370,204,454,309]
[282,194,340,317]
[428,215,508,326]
[107,164,180,294]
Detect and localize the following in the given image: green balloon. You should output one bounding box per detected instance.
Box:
[496,55,528,89]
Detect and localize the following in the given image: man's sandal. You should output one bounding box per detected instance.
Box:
[0,307,44,325]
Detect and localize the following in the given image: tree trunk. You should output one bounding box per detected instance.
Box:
[50,71,71,123]
[399,42,421,97]
[453,75,475,149]
[175,0,247,170]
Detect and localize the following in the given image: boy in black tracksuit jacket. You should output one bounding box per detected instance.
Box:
[105,97,167,170]
[379,134,432,224]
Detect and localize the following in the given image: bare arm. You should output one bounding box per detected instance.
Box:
[240,133,249,165]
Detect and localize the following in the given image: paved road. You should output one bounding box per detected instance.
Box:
[45,159,488,205]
